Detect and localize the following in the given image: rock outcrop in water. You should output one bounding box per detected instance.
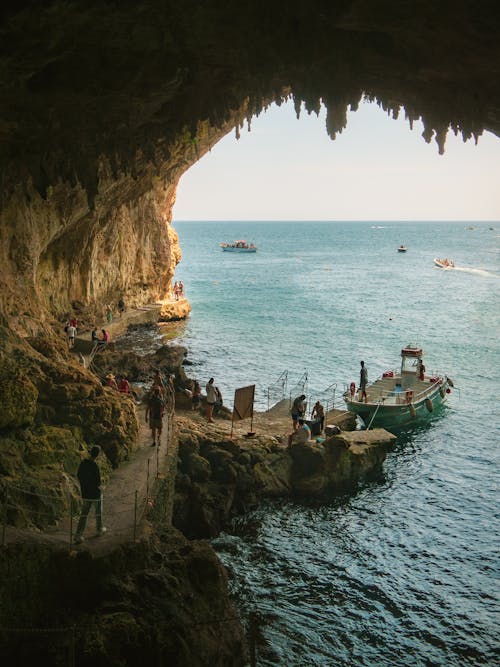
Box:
[173,416,394,538]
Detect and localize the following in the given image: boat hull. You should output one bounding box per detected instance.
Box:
[221,246,257,253]
[345,382,447,429]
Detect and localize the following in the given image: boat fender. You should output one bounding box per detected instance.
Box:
[446,387,451,394]
[405,390,413,404]
[425,398,433,412]
[447,377,454,388]
[349,382,356,398]
[439,387,445,398]
[409,403,417,418]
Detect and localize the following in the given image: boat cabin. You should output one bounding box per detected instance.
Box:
[401,346,422,388]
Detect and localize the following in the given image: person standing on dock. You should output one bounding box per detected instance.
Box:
[359,361,368,402]
[206,377,217,423]
[74,445,106,544]
[291,394,307,431]
[311,400,325,432]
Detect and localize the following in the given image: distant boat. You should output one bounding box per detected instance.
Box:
[434,257,455,269]
[343,345,453,430]
[397,245,408,252]
[220,240,257,253]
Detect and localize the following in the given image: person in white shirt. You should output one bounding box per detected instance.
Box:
[67,324,76,348]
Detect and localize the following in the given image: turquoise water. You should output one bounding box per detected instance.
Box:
[173,221,499,666]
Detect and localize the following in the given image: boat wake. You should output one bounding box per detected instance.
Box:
[451,266,499,278]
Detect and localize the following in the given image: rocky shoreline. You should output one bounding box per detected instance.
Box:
[0,327,394,665]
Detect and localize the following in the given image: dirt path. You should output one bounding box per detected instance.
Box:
[3,406,178,553]
[2,398,353,552]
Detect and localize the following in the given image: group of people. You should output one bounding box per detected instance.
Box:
[186,377,223,422]
[104,373,130,394]
[172,280,184,301]
[288,394,325,446]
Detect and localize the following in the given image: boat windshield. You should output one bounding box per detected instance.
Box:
[400,347,422,374]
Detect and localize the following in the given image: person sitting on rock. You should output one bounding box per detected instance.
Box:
[288,419,311,447]
[105,373,118,390]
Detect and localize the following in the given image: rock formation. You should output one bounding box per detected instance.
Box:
[0,3,498,663]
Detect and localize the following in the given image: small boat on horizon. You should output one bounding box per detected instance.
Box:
[220,240,257,253]
[343,345,453,430]
[397,245,408,252]
[434,257,455,269]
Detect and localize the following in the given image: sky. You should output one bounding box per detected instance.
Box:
[173,100,500,222]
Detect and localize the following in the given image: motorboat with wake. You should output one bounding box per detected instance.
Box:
[343,346,453,430]
[434,258,455,269]
[397,245,408,252]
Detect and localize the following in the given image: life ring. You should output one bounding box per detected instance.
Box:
[425,398,433,412]
[349,382,356,397]
[405,390,413,404]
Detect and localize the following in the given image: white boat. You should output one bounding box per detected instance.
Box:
[220,240,257,253]
[434,257,454,269]
[343,346,453,430]
[397,245,408,252]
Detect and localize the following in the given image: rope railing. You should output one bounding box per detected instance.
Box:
[1,412,176,550]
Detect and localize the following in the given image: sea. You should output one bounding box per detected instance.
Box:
[137,221,500,665]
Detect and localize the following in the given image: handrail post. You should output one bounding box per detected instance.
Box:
[133,490,138,541]
[2,491,7,547]
[69,502,73,551]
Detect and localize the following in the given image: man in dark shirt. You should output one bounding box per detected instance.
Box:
[74,445,106,544]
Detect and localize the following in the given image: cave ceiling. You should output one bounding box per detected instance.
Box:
[0,0,499,198]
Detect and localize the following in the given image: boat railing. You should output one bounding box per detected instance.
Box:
[371,381,439,404]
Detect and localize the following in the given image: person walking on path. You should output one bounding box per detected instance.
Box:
[74,445,106,544]
[118,376,130,393]
[359,361,368,403]
[311,400,325,432]
[97,329,109,348]
[67,322,76,348]
[206,377,217,423]
[291,394,307,431]
[145,386,165,446]
[118,297,126,318]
